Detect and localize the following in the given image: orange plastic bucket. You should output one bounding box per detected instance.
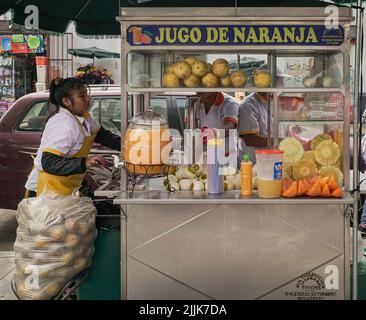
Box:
[35,56,47,66]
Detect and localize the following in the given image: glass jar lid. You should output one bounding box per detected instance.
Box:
[130,108,168,126]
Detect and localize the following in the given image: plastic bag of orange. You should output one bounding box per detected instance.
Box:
[282,180,298,198]
[306,182,322,197]
[331,188,343,198]
[320,184,331,197]
[297,178,311,196]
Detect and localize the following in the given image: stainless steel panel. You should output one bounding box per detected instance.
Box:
[127,204,215,251]
[128,204,345,299]
[128,258,210,300]
[266,204,345,250]
[260,256,344,300]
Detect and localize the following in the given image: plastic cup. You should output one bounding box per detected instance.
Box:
[255,149,284,198]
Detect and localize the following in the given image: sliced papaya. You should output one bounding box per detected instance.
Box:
[282,178,295,193]
[297,178,311,196]
[306,182,322,197]
[328,175,339,191]
[331,188,343,198]
[282,181,298,198]
[319,176,330,188]
[320,184,331,197]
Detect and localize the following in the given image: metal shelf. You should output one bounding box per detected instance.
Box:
[278,120,344,124]
[113,190,355,205]
[127,87,344,94]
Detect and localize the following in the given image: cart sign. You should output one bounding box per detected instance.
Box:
[127,25,344,47]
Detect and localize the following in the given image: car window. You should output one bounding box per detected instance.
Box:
[150,97,168,119]
[17,100,57,131]
[99,98,121,136]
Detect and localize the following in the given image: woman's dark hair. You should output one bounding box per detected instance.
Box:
[49,77,88,107]
[46,77,88,120]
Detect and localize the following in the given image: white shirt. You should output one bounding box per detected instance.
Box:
[237,93,270,163]
[197,92,239,129]
[25,107,100,192]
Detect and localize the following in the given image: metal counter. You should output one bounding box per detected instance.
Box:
[114,192,353,300]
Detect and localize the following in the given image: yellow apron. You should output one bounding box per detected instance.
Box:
[37,112,97,196]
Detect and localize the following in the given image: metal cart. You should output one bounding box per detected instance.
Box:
[97,4,363,300]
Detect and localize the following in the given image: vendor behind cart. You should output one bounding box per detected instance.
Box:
[25,77,121,197]
[196,92,239,161]
[238,64,306,163]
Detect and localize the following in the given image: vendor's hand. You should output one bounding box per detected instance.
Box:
[201,127,217,144]
[86,155,106,168]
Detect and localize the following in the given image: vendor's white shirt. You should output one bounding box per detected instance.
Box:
[197,92,239,129]
[237,93,270,163]
[25,107,100,192]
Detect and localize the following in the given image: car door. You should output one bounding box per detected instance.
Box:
[0,100,55,209]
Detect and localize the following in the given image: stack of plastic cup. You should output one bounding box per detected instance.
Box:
[207,139,224,194]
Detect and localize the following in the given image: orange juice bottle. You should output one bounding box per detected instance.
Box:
[241,154,252,196]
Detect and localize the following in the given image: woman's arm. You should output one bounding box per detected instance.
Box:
[95,126,121,151]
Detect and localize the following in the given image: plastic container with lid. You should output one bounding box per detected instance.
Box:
[124,109,171,175]
[255,149,284,198]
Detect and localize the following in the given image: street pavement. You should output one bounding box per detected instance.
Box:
[0,209,17,300]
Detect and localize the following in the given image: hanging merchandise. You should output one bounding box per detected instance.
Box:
[27,35,41,50]
[12,34,24,43]
[1,36,12,51]
[12,43,28,54]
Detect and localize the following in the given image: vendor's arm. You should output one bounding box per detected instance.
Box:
[221,95,239,136]
[238,100,268,147]
[95,126,121,151]
[42,151,86,176]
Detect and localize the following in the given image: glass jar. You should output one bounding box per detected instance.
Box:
[124,109,171,175]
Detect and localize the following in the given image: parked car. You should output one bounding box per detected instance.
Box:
[0,87,192,209]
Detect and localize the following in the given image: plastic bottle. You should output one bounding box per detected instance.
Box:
[241,154,252,196]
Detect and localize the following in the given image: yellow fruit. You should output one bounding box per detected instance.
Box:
[292,159,317,180]
[165,63,175,73]
[302,151,321,169]
[78,223,91,236]
[230,70,247,87]
[212,59,229,77]
[283,164,293,179]
[44,282,60,298]
[64,233,80,249]
[64,218,78,232]
[322,77,335,87]
[49,226,66,242]
[173,61,191,79]
[279,137,304,165]
[183,74,201,88]
[74,257,88,271]
[184,56,198,65]
[319,166,343,186]
[202,73,218,88]
[219,76,231,88]
[253,70,272,88]
[34,236,48,249]
[163,73,180,87]
[310,134,332,151]
[314,140,340,166]
[191,60,208,77]
[61,251,74,265]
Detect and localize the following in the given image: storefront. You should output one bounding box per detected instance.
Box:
[0,34,46,115]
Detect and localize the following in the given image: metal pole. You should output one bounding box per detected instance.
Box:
[353,0,363,300]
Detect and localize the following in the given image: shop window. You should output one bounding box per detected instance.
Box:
[18,101,56,131]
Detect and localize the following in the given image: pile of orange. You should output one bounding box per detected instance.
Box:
[282,175,342,198]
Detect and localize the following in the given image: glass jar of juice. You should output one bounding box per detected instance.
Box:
[124,109,171,175]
